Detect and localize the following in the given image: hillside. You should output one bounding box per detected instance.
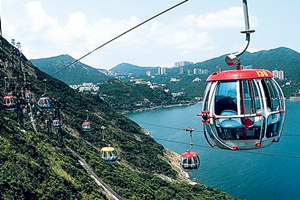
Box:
[31,55,112,85]
[111,63,159,76]
[0,37,237,199]
[97,79,182,113]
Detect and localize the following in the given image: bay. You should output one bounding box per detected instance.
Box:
[126,101,300,200]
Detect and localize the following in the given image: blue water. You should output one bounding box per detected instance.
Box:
[126,101,300,200]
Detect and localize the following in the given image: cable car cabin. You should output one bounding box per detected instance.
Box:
[82,121,91,131]
[201,69,285,150]
[38,97,51,109]
[22,108,28,115]
[25,91,33,100]
[100,147,118,164]
[3,95,17,112]
[52,119,62,128]
[40,123,46,130]
[180,151,200,171]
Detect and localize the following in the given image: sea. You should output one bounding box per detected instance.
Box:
[126,101,300,200]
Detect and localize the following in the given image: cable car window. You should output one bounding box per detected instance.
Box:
[266,79,279,111]
[214,81,237,115]
[103,151,108,159]
[203,82,212,111]
[261,79,272,109]
[253,80,261,111]
[267,79,282,111]
[241,80,255,114]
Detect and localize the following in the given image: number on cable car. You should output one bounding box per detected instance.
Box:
[38,97,51,109]
[180,151,200,172]
[100,147,118,164]
[82,121,91,131]
[201,69,285,150]
[3,95,17,112]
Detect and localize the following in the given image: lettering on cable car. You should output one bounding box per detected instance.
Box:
[256,70,269,77]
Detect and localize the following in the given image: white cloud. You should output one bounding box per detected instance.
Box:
[25,1,57,31]
[182,7,257,29]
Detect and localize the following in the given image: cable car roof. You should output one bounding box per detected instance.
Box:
[207,69,273,81]
[181,151,198,158]
[101,147,115,151]
[3,96,15,99]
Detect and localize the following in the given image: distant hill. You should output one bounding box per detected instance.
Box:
[110,63,160,76]
[110,47,300,82]
[31,55,112,85]
[188,47,300,82]
[108,47,300,98]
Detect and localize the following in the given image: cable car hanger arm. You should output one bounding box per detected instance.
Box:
[225,0,255,66]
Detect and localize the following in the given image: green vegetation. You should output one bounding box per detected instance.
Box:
[97,79,181,112]
[0,37,237,199]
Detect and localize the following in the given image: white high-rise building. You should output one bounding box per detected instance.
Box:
[157,67,166,75]
[174,61,193,67]
[272,70,284,80]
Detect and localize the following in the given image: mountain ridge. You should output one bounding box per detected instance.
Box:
[31,55,112,85]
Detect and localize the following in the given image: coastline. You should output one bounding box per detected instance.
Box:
[121,101,199,114]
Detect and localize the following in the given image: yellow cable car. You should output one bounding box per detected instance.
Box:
[100,146,117,164]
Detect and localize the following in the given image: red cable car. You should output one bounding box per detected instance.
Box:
[40,123,46,130]
[180,151,200,172]
[82,121,91,131]
[201,69,285,150]
[199,0,285,150]
[38,97,51,109]
[25,91,33,100]
[180,128,200,171]
[3,95,17,112]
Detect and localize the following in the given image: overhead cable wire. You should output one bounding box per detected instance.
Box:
[134,120,300,136]
[152,137,300,159]
[52,0,189,76]
[135,120,204,133]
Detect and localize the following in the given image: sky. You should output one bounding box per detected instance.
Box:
[1,0,300,70]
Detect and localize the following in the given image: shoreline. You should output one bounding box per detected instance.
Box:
[121,101,200,114]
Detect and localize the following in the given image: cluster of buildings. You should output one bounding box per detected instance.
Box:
[272,70,285,80]
[69,82,99,93]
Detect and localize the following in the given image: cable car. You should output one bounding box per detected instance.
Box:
[180,151,200,172]
[22,107,28,115]
[82,121,91,131]
[25,91,33,100]
[201,69,285,150]
[39,123,46,130]
[100,146,118,164]
[52,119,62,128]
[38,97,51,109]
[180,128,200,171]
[3,95,17,111]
